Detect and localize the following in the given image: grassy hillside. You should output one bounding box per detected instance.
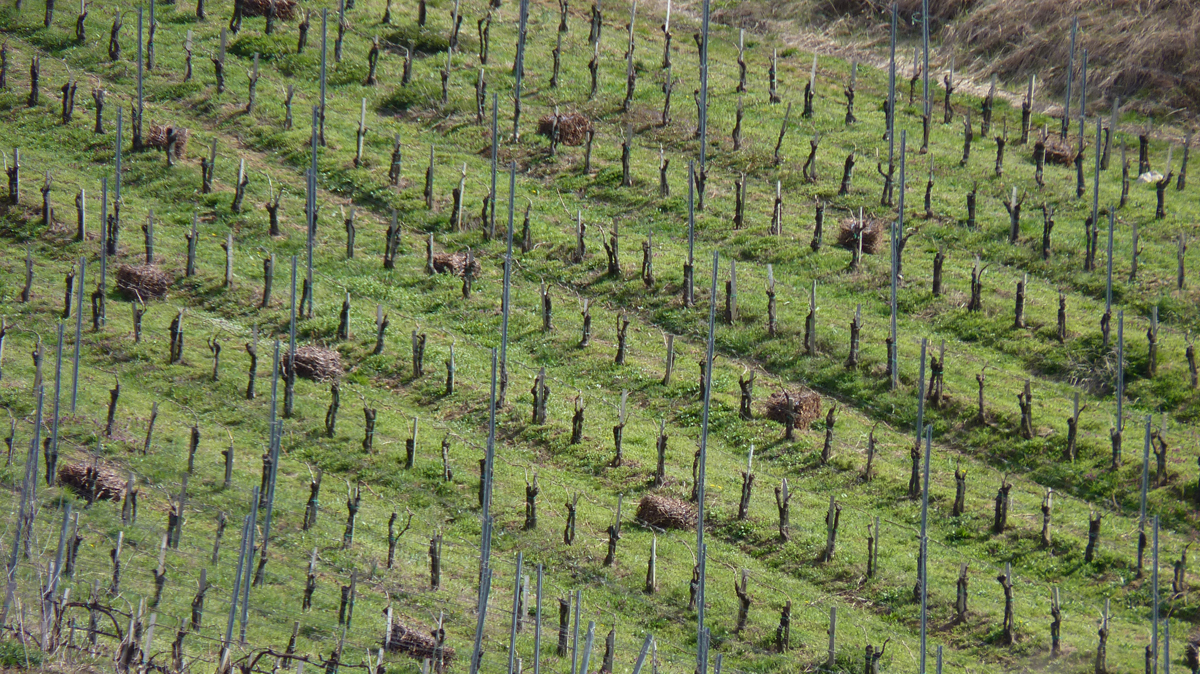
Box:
[713,0,1200,116]
[0,0,1198,672]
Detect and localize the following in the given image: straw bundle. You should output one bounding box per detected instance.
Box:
[762,389,822,430]
[431,252,481,277]
[58,461,125,501]
[636,494,697,530]
[384,621,456,664]
[537,113,593,146]
[1042,137,1077,166]
[283,345,343,382]
[146,124,189,159]
[116,264,173,299]
[836,217,884,255]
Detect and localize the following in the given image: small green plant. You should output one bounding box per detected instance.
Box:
[229,32,296,60]
[329,61,369,86]
[0,640,43,669]
[386,25,450,54]
[379,82,438,112]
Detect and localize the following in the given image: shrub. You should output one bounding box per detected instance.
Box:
[228,32,294,60]
[328,61,369,86]
[379,82,438,112]
[0,641,43,669]
[275,52,320,79]
[386,25,450,55]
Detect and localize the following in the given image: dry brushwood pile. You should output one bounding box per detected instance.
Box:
[431,251,482,277]
[384,621,456,663]
[239,0,299,19]
[57,462,125,501]
[283,345,343,381]
[1043,137,1077,166]
[537,112,593,146]
[836,217,883,254]
[7,0,1200,669]
[116,264,173,299]
[636,494,697,530]
[762,389,822,429]
[147,124,190,158]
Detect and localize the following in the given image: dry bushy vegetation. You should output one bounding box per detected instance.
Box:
[283,345,343,381]
[57,462,125,501]
[146,124,189,158]
[537,112,593,146]
[716,0,1195,113]
[116,264,173,299]
[636,495,697,530]
[714,0,976,31]
[836,217,884,254]
[944,0,1200,113]
[384,621,455,664]
[431,251,482,277]
[762,390,822,429]
[240,0,299,19]
[821,0,976,23]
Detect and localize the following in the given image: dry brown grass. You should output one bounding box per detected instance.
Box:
[720,0,1194,114]
[945,0,1200,114]
[714,0,976,30]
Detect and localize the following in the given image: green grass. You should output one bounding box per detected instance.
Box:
[0,640,43,669]
[0,0,1198,673]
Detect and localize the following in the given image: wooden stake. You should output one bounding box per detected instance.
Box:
[1038,488,1054,549]
[405,416,419,469]
[1085,511,1102,563]
[805,281,817,355]
[1059,15,1078,137]
[615,314,630,365]
[820,494,840,561]
[866,516,879,577]
[737,445,753,519]
[774,479,790,541]
[992,476,1013,533]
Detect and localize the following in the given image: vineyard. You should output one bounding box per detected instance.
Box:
[0,0,1198,672]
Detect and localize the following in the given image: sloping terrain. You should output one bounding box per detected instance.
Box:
[944,0,1200,115]
[712,0,1199,116]
[0,0,1197,672]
